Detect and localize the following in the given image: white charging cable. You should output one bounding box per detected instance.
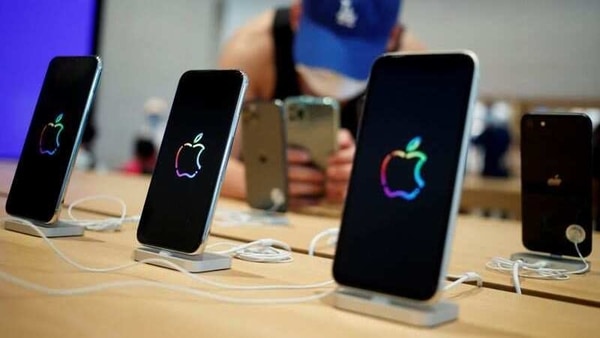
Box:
[486,224,590,294]
[62,194,140,231]
[308,228,339,256]
[1,216,332,291]
[0,269,334,305]
[213,188,288,227]
[267,187,286,212]
[206,239,293,263]
[444,272,483,292]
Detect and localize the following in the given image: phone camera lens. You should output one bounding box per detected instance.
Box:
[540,121,546,127]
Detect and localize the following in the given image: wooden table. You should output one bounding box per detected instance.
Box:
[2,162,599,307]
[460,175,522,219]
[1,197,598,337]
[0,161,524,220]
[211,207,600,307]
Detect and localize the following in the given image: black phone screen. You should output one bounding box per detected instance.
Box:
[136,70,246,254]
[6,56,101,223]
[333,53,477,301]
[521,113,592,257]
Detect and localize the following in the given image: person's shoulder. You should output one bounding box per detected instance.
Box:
[219,9,275,66]
[219,9,277,99]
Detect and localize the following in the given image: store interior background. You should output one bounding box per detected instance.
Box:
[2,0,599,173]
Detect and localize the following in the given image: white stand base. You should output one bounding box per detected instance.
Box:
[510,252,589,273]
[133,246,231,273]
[4,219,84,238]
[331,287,458,327]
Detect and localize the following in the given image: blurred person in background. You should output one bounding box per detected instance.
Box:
[219,0,426,206]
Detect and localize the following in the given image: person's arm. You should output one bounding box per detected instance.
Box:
[217,10,275,200]
[400,29,427,51]
[387,24,427,52]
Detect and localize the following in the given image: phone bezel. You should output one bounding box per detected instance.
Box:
[6,56,102,224]
[332,50,480,303]
[520,112,593,257]
[136,70,248,255]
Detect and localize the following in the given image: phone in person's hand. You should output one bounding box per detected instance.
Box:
[242,99,288,212]
[284,95,340,171]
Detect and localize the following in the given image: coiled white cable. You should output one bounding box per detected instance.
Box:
[206,239,294,263]
[308,228,339,256]
[486,243,589,294]
[63,194,140,231]
[1,217,334,291]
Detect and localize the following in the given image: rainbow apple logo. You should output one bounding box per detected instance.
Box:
[175,132,205,178]
[39,113,64,156]
[380,136,427,200]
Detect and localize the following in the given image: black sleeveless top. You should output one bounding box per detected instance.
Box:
[271,8,363,139]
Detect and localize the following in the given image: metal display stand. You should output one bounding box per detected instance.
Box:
[510,252,589,273]
[133,246,231,273]
[331,287,459,327]
[4,219,84,238]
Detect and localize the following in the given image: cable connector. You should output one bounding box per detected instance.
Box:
[444,271,483,291]
[308,228,339,256]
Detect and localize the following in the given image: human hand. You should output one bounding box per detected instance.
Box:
[325,129,356,203]
[287,147,326,207]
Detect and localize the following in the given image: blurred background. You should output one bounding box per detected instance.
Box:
[1,0,599,181]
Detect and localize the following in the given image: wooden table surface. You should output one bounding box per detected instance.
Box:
[210,204,600,307]
[0,160,522,219]
[461,175,522,219]
[1,197,598,337]
[1,161,598,307]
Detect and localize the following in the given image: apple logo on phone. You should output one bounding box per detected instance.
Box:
[380,136,427,200]
[175,132,205,178]
[547,174,562,187]
[39,113,64,156]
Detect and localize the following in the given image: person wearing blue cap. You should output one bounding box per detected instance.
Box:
[219,0,425,206]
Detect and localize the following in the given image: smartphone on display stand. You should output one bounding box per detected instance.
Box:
[242,100,288,212]
[136,70,248,255]
[284,95,340,171]
[332,52,479,305]
[6,56,102,224]
[520,112,592,258]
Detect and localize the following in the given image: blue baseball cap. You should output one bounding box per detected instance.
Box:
[294,0,402,81]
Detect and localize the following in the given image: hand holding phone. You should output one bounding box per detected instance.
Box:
[325,129,356,203]
[284,95,340,204]
[286,146,327,207]
[285,95,340,171]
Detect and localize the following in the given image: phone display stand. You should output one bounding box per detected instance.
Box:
[331,287,458,327]
[510,252,589,273]
[4,219,84,238]
[133,246,231,273]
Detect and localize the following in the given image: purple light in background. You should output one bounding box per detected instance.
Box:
[0,0,97,158]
